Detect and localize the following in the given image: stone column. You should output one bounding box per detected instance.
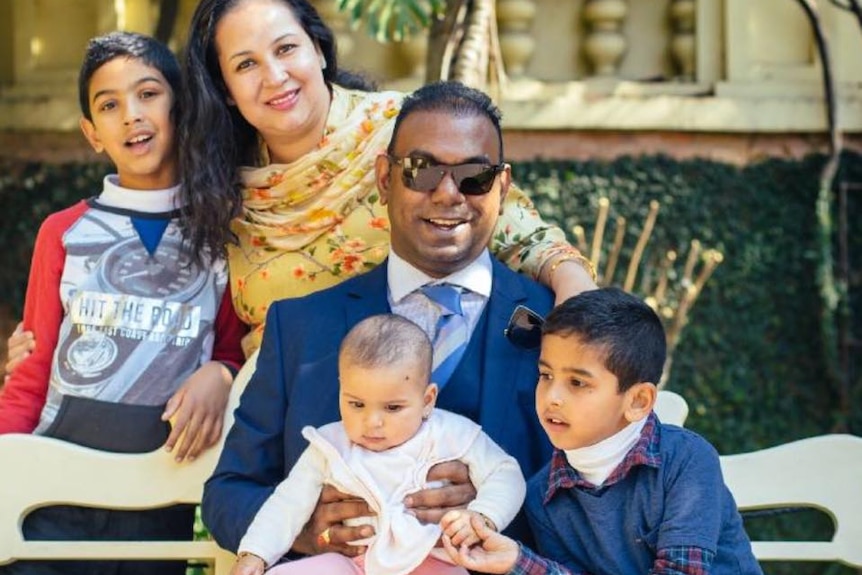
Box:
[497,0,537,78]
[1,0,116,129]
[669,0,696,81]
[582,0,628,77]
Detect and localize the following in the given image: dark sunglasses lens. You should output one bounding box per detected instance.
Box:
[402,163,498,194]
[454,165,498,195]
[405,166,444,191]
[506,307,544,349]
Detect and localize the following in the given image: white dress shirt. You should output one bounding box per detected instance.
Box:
[387,248,493,341]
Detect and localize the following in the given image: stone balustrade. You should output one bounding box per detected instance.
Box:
[1,0,861,132]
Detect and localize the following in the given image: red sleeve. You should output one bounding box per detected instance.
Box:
[210,282,248,375]
[0,201,88,434]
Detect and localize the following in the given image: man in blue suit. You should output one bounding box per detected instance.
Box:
[202,82,559,559]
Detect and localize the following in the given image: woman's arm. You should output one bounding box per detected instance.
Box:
[491,184,597,304]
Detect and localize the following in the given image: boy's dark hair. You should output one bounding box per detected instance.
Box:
[339,315,432,382]
[388,81,504,161]
[543,287,667,391]
[78,31,181,121]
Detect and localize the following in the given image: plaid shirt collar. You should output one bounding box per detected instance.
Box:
[543,411,662,504]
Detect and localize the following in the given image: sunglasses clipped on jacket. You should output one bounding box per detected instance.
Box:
[503,304,545,350]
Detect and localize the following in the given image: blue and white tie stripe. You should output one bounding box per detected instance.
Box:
[421,284,469,388]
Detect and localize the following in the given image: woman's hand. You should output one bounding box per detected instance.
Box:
[292,485,375,557]
[441,512,519,574]
[162,361,233,462]
[4,323,35,382]
[404,460,477,524]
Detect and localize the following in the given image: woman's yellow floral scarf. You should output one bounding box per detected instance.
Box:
[235,86,401,252]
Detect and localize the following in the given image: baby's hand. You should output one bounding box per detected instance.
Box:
[441,513,519,574]
[440,509,494,548]
[162,361,233,462]
[231,552,265,575]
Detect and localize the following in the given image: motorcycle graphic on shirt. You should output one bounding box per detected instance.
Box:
[34,207,228,434]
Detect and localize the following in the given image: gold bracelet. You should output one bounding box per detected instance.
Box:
[548,252,597,283]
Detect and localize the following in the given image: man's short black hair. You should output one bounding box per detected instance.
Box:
[388,81,504,161]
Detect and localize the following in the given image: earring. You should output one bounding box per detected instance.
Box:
[320,57,327,70]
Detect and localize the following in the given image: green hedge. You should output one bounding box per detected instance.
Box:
[1,152,859,575]
[1,153,859,449]
[0,160,111,313]
[518,153,862,454]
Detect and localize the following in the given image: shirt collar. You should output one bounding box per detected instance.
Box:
[98,175,182,213]
[543,411,662,503]
[387,248,493,303]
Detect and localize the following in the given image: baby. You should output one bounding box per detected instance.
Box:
[231,314,526,575]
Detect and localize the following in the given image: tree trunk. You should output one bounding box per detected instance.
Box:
[426,0,467,83]
[154,0,180,45]
[425,0,506,98]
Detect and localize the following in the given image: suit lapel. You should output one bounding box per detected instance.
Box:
[478,260,531,442]
[344,261,392,327]
[340,260,533,445]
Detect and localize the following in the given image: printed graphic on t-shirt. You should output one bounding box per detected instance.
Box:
[33,207,228,434]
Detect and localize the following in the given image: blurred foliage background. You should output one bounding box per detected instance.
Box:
[1,151,859,575]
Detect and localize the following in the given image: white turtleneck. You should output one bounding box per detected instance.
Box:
[564,416,649,487]
[97,175,182,213]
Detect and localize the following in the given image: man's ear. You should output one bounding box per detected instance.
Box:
[624,382,656,423]
[79,117,104,154]
[497,164,512,214]
[375,153,392,205]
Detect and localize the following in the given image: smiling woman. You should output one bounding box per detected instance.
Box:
[177,0,597,357]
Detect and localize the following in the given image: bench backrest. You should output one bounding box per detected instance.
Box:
[654,389,689,426]
[3,377,860,570]
[721,433,862,567]
[0,352,257,573]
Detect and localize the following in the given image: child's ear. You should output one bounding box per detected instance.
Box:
[79,117,104,154]
[422,383,438,418]
[624,382,656,423]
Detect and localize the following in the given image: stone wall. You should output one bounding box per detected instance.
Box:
[2,129,861,165]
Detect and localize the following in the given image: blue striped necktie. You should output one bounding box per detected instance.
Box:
[421,284,469,388]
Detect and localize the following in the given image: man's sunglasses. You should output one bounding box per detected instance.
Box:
[504,305,545,350]
[388,155,504,196]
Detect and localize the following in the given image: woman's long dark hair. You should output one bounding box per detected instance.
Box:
[177,0,339,261]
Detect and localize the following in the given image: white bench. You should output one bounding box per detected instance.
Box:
[721,433,862,567]
[657,391,862,568]
[2,378,860,571]
[0,353,257,574]
[654,389,689,427]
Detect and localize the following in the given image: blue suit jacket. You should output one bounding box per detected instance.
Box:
[203,259,554,552]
